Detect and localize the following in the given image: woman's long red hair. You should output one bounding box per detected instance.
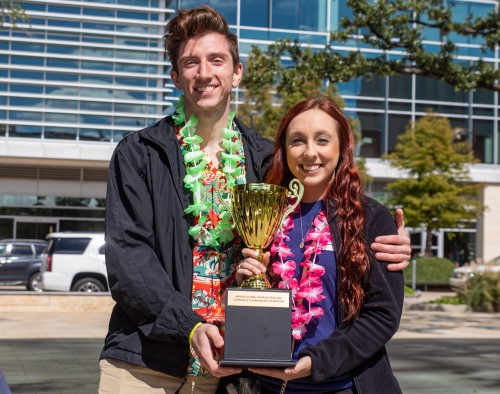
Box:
[266,95,369,322]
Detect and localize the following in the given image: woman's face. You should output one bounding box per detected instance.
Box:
[285,109,340,202]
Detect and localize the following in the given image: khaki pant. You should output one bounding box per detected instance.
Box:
[99,359,220,394]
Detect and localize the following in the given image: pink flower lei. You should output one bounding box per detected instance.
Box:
[270,206,332,340]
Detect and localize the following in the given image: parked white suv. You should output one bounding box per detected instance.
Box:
[40,232,108,292]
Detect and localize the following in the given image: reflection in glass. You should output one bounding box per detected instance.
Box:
[113,130,134,142]
[180,0,236,23]
[388,114,411,154]
[45,113,78,123]
[10,111,42,121]
[472,119,493,164]
[46,73,79,82]
[389,74,412,99]
[9,125,42,138]
[45,99,78,109]
[416,76,467,103]
[10,97,43,107]
[358,111,384,158]
[80,129,112,141]
[44,127,77,140]
[272,0,326,32]
[0,218,14,239]
[241,0,268,27]
[11,84,43,93]
[81,101,112,111]
[80,115,112,125]
[47,59,78,68]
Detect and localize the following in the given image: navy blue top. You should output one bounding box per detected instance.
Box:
[257,201,352,393]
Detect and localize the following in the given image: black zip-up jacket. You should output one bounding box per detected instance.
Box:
[100,115,273,378]
[298,197,404,394]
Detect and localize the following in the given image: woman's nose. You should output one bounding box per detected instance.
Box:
[303,143,317,158]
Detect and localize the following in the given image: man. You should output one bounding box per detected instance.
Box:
[99,5,411,393]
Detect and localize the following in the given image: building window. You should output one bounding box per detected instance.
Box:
[388,114,411,154]
[241,0,269,27]
[472,119,494,164]
[272,0,327,31]
[358,111,384,158]
[180,1,237,24]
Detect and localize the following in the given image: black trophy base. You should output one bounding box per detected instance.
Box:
[219,358,296,368]
[220,288,295,369]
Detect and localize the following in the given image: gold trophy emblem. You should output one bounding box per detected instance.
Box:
[227,179,304,289]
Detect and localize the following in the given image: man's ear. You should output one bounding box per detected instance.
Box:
[171,69,182,90]
[232,63,243,88]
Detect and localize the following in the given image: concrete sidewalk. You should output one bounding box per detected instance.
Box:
[0,291,499,393]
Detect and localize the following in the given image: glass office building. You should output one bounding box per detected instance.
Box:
[1,0,499,262]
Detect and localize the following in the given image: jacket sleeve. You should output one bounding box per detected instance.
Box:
[299,203,404,382]
[105,138,204,343]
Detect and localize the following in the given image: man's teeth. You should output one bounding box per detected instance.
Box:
[302,164,320,171]
[196,86,215,92]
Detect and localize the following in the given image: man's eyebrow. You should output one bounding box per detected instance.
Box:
[180,51,229,60]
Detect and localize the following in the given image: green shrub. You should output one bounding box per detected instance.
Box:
[403,257,455,287]
[404,285,416,295]
[464,272,500,312]
[429,294,465,305]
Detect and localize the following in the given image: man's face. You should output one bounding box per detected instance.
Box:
[171,33,242,118]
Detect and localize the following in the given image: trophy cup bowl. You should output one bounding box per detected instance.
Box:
[230,180,303,289]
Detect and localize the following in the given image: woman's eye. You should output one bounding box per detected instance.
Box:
[290,138,303,145]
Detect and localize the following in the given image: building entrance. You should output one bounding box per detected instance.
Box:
[15,219,57,240]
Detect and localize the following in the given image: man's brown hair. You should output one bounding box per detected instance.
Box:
[163,5,240,73]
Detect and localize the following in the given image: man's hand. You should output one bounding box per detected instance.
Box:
[190,323,242,378]
[371,208,412,271]
[249,356,312,381]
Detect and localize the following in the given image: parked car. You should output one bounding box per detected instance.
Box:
[40,232,108,292]
[0,239,48,291]
[449,256,500,291]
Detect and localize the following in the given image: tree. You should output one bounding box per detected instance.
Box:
[242,0,500,92]
[384,112,483,256]
[1,1,28,27]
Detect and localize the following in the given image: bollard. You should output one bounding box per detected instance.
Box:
[411,258,417,290]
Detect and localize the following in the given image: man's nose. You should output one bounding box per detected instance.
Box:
[197,61,211,79]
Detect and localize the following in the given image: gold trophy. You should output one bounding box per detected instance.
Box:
[219,178,303,368]
[229,179,303,289]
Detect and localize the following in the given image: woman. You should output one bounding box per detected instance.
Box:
[236,95,404,394]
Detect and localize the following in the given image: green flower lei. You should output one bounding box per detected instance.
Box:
[173,95,245,249]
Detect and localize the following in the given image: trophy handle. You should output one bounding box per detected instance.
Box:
[280,179,304,229]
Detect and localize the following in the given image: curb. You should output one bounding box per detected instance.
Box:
[0,292,114,313]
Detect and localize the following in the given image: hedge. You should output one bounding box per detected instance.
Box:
[403,256,455,287]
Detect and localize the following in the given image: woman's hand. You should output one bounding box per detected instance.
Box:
[248,356,312,381]
[235,248,269,286]
[370,208,412,271]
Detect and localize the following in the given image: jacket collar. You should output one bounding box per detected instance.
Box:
[139,116,190,210]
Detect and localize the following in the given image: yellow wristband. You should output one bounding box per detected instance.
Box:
[188,322,203,345]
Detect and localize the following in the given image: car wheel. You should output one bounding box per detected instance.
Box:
[72,278,106,292]
[27,272,43,292]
